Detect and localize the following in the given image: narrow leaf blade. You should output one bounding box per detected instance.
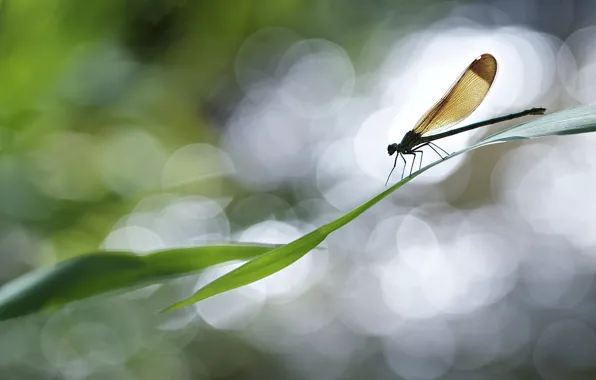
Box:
[476,105,596,145]
[0,244,278,320]
[163,230,328,311]
[165,105,596,311]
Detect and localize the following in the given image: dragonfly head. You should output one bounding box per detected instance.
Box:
[387,143,399,156]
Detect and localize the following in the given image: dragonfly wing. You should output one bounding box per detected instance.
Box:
[412,54,498,137]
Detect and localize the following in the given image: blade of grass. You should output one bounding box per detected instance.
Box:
[164,105,596,311]
[0,243,280,320]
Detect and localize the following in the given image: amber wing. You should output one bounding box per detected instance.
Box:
[412,54,498,136]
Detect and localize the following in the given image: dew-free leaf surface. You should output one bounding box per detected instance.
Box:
[2,106,596,319]
[163,105,596,311]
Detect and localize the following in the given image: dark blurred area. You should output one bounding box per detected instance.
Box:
[2,0,596,378]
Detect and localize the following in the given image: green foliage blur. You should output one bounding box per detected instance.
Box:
[0,0,418,270]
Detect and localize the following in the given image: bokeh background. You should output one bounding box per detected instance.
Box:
[1,0,596,379]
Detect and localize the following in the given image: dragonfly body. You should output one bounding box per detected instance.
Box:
[385,53,545,184]
[388,130,423,156]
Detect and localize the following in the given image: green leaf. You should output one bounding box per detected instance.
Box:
[0,244,279,320]
[479,105,596,143]
[4,106,596,319]
[163,230,329,311]
[164,105,596,311]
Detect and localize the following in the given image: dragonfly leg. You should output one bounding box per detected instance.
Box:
[412,149,424,171]
[400,153,407,180]
[416,142,448,160]
[429,142,450,158]
[385,152,401,186]
[402,152,417,178]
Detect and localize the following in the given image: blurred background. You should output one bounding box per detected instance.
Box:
[1,0,596,378]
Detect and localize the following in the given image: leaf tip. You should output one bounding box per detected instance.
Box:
[159,302,184,313]
[160,293,209,313]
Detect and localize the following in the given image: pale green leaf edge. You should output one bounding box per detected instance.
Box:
[164,105,596,311]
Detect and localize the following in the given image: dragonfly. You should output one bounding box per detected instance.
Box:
[386,53,545,185]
